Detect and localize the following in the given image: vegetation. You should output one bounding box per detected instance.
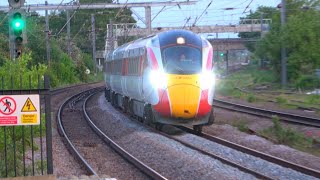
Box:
[0,116,47,177]
[216,65,277,98]
[239,0,320,89]
[0,1,137,177]
[0,0,136,88]
[233,121,250,133]
[259,116,319,156]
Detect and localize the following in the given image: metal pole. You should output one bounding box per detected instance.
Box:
[226,50,229,74]
[44,75,53,174]
[260,12,264,68]
[67,10,71,56]
[8,10,15,60]
[108,19,114,52]
[260,12,263,38]
[281,0,287,87]
[145,6,151,35]
[45,1,51,68]
[91,14,97,75]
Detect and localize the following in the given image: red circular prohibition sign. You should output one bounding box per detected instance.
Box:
[0,97,17,115]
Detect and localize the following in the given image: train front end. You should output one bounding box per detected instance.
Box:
[147,30,215,127]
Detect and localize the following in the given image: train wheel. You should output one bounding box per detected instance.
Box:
[123,97,129,113]
[138,117,144,123]
[155,123,163,131]
[106,89,111,102]
[193,125,203,134]
[128,100,134,117]
[110,93,114,106]
[143,105,153,126]
[206,109,215,125]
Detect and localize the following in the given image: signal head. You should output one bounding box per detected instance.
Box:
[8,0,25,9]
[9,9,26,59]
[12,12,25,32]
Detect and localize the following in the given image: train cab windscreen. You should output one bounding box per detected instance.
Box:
[162,46,202,74]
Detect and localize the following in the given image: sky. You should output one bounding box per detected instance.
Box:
[1,0,280,37]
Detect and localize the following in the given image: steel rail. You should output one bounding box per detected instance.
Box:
[177,126,320,178]
[213,99,320,128]
[51,82,101,95]
[57,88,100,176]
[155,128,272,180]
[83,91,167,180]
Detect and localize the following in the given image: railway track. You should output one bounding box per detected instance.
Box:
[55,85,319,179]
[89,92,315,179]
[155,129,272,179]
[57,88,101,176]
[213,98,320,128]
[57,87,165,179]
[85,91,273,179]
[176,126,320,178]
[83,90,167,180]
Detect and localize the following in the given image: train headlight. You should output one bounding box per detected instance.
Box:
[200,71,216,89]
[149,70,168,89]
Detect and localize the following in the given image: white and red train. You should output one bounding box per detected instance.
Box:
[104,29,215,133]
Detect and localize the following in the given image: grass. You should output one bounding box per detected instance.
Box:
[233,120,250,133]
[0,116,47,178]
[247,94,257,103]
[215,65,320,113]
[259,116,319,156]
[216,65,276,98]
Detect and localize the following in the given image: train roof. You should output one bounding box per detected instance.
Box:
[106,29,206,61]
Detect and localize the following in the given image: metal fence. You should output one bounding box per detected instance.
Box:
[0,75,52,178]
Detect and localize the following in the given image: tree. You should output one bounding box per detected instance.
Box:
[238,6,279,52]
[251,0,320,87]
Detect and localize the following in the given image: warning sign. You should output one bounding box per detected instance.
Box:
[21,98,37,112]
[0,96,17,115]
[21,114,38,123]
[0,95,40,126]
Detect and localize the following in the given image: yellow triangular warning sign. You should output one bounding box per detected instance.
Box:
[21,98,37,112]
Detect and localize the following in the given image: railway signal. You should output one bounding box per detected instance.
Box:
[8,0,26,59]
[9,9,26,58]
[8,0,25,9]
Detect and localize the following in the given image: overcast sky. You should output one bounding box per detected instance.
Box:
[1,0,280,37]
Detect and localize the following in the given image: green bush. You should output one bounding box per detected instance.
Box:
[260,116,313,148]
[275,96,287,105]
[295,75,320,90]
[0,53,47,89]
[216,81,235,96]
[233,121,250,133]
[306,94,320,105]
[247,94,256,103]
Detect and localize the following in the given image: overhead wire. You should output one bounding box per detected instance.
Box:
[243,0,254,13]
[55,4,80,37]
[192,0,212,27]
[0,13,9,27]
[114,0,129,19]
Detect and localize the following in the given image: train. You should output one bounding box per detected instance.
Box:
[103,29,216,133]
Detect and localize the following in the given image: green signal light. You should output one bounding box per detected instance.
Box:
[220,53,224,57]
[11,12,25,31]
[13,19,24,29]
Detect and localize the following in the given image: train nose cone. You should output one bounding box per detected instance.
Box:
[167,84,201,119]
